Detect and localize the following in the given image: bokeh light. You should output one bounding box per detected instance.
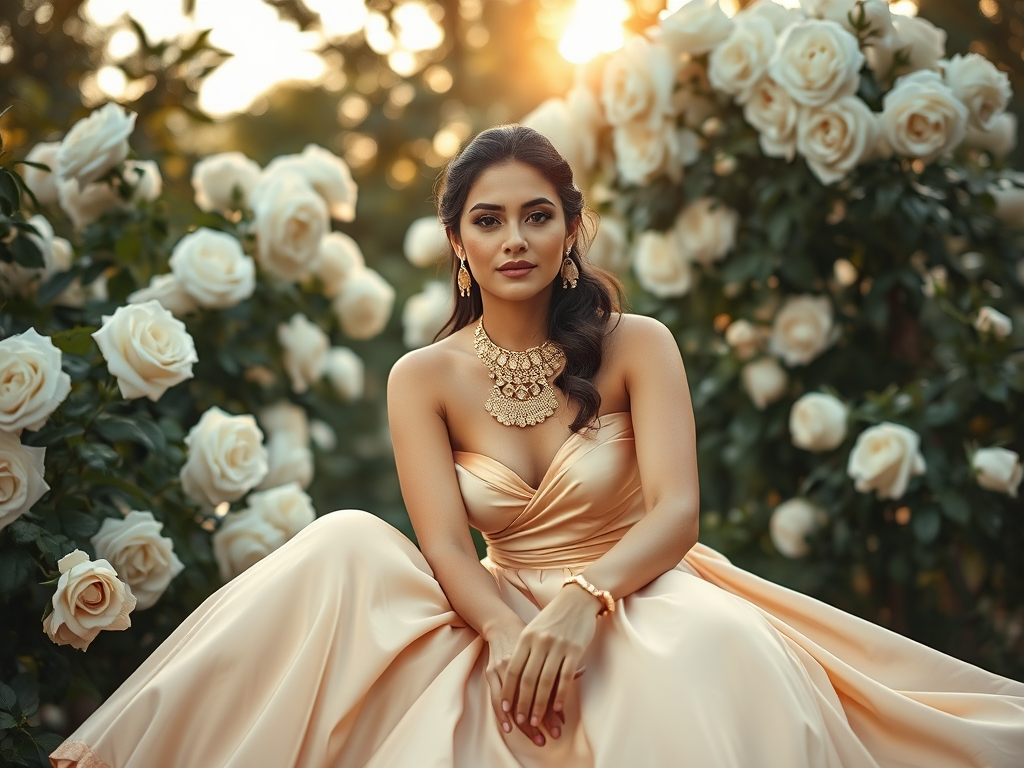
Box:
[558,0,631,64]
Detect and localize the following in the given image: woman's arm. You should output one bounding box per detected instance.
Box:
[501,314,700,729]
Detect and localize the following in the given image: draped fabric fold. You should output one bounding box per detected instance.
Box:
[52,411,1024,768]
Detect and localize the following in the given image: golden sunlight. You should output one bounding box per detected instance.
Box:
[889,0,920,16]
[558,0,631,64]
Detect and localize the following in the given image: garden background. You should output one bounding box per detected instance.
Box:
[1,1,1023,764]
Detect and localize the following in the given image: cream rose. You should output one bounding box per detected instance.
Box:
[56,102,136,187]
[742,357,788,410]
[974,306,1012,340]
[309,419,337,451]
[168,228,255,309]
[22,142,62,206]
[789,392,848,451]
[601,36,676,127]
[965,113,1017,159]
[258,400,309,447]
[211,509,285,582]
[891,15,946,75]
[708,16,777,103]
[725,319,762,361]
[743,76,800,161]
[277,313,329,394]
[127,273,199,318]
[333,268,395,340]
[769,294,837,366]
[191,151,262,213]
[252,175,329,282]
[804,0,893,39]
[43,550,137,651]
[92,300,198,401]
[972,447,1022,499]
[257,433,314,491]
[57,177,125,231]
[325,347,364,401]
[612,119,684,186]
[522,98,592,182]
[403,217,449,269]
[586,216,630,272]
[0,431,49,532]
[0,328,72,434]
[769,498,822,558]
[739,0,804,34]
[180,406,269,507]
[943,53,1012,133]
[633,229,693,298]
[768,20,863,107]
[674,198,739,266]
[261,144,358,222]
[403,281,453,349]
[658,0,734,56]
[847,422,926,500]
[797,95,879,185]
[90,510,184,610]
[124,159,162,203]
[314,232,365,298]
[247,481,316,539]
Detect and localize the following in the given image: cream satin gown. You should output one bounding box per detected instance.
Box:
[52,412,1024,768]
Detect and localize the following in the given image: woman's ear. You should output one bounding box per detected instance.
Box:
[448,230,463,259]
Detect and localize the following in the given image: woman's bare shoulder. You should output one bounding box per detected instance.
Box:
[388,331,471,411]
[604,312,677,355]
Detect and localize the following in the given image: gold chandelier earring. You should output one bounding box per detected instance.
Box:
[457,251,472,297]
[561,246,579,289]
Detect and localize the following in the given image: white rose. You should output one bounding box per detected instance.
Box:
[674,198,739,266]
[92,300,198,401]
[313,232,365,298]
[522,97,592,182]
[258,400,309,447]
[0,328,72,434]
[600,36,676,127]
[743,76,800,161]
[739,0,804,34]
[56,102,136,187]
[725,319,762,361]
[257,433,314,491]
[804,0,893,40]
[612,118,685,186]
[708,16,777,103]
[90,510,184,610]
[769,294,837,366]
[325,347,364,401]
[0,431,48,532]
[768,20,864,107]
[890,15,946,75]
[403,281,453,349]
[261,144,357,222]
[974,306,1012,340]
[252,175,329,282]
[191,151,262,213]
[247,481,315,539]
[992,186,1024,228]
[0,215,63,297]
[403,217,449,269]
[309,419,337,451]
[586,216,630,272]
[847,422,926,500]
[972,447,1022,499]
[57,177,125,231]
[789,392,848,451]
[277,313,329,394]
[42,550,137,651]
[124,159,162,203]
[168,228,255,309]
[211,509,285,582]
[127,273,199,318]
[658,0,734,56]
[742,357,788,410]
[633,229,693,298]
[965,113,1017,159]
[180,406,269,507]
[769,498,822,558]
[22,142,62,206]
[333,268,395,340]
[943,53,1012,132]
[797,95,879,185]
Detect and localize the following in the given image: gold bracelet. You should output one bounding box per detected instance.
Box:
[562,574,615,617]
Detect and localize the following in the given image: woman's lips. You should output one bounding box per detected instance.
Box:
[498,261,536,278]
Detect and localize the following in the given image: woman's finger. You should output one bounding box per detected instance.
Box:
[530,653,564,728]
[552,653,579,715]
[515,648,547,729]
[485,663,512,734]
[499,644,529,718]
[511,688,547,747]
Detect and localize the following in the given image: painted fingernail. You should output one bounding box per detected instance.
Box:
[530,715,539,727]
[552,727,561,738]
[502,700,510,712]
[502,722,511,733]
[516,713,525,724]
[553,702,563,712]
[534,735,544,746]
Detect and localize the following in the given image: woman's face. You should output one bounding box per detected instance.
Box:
[453,160,575,303]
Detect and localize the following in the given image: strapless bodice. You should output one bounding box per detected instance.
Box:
[452,411,645,570]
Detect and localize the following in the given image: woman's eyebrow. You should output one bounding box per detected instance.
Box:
[468,197,555,213]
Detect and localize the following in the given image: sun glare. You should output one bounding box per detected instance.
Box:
[558,0,631,64]
[889,0,919,16]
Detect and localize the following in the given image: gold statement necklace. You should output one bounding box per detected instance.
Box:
[473,318,566,428]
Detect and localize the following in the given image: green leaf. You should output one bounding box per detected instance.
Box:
[911,505,941,543]
[0,683,17,713]
[36,267,82,306]
[21,422,85,448]
[0,548,37,597]
[94,414,161,452]
[939,492,970,526]
[57,509,99,540]
[51,327,98,356]
[10,235,44,269]
[9,675,38,719]
[6,520,44,545]
[75,442,120,472]
[0,712,17,729]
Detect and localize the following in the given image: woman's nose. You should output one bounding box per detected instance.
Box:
[502,225,527,253]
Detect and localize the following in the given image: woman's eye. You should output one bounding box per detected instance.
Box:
[474,215,500,227]
[527,211,552,223]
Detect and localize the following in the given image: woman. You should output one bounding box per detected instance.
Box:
[52,126,1024,768]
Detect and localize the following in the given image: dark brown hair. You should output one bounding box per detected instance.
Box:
[432,124,625,433]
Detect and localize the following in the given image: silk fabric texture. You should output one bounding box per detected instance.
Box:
[52,411,1024,767]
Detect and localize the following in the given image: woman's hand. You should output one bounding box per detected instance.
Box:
[484,618,566,745]
[500,584,601,741]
